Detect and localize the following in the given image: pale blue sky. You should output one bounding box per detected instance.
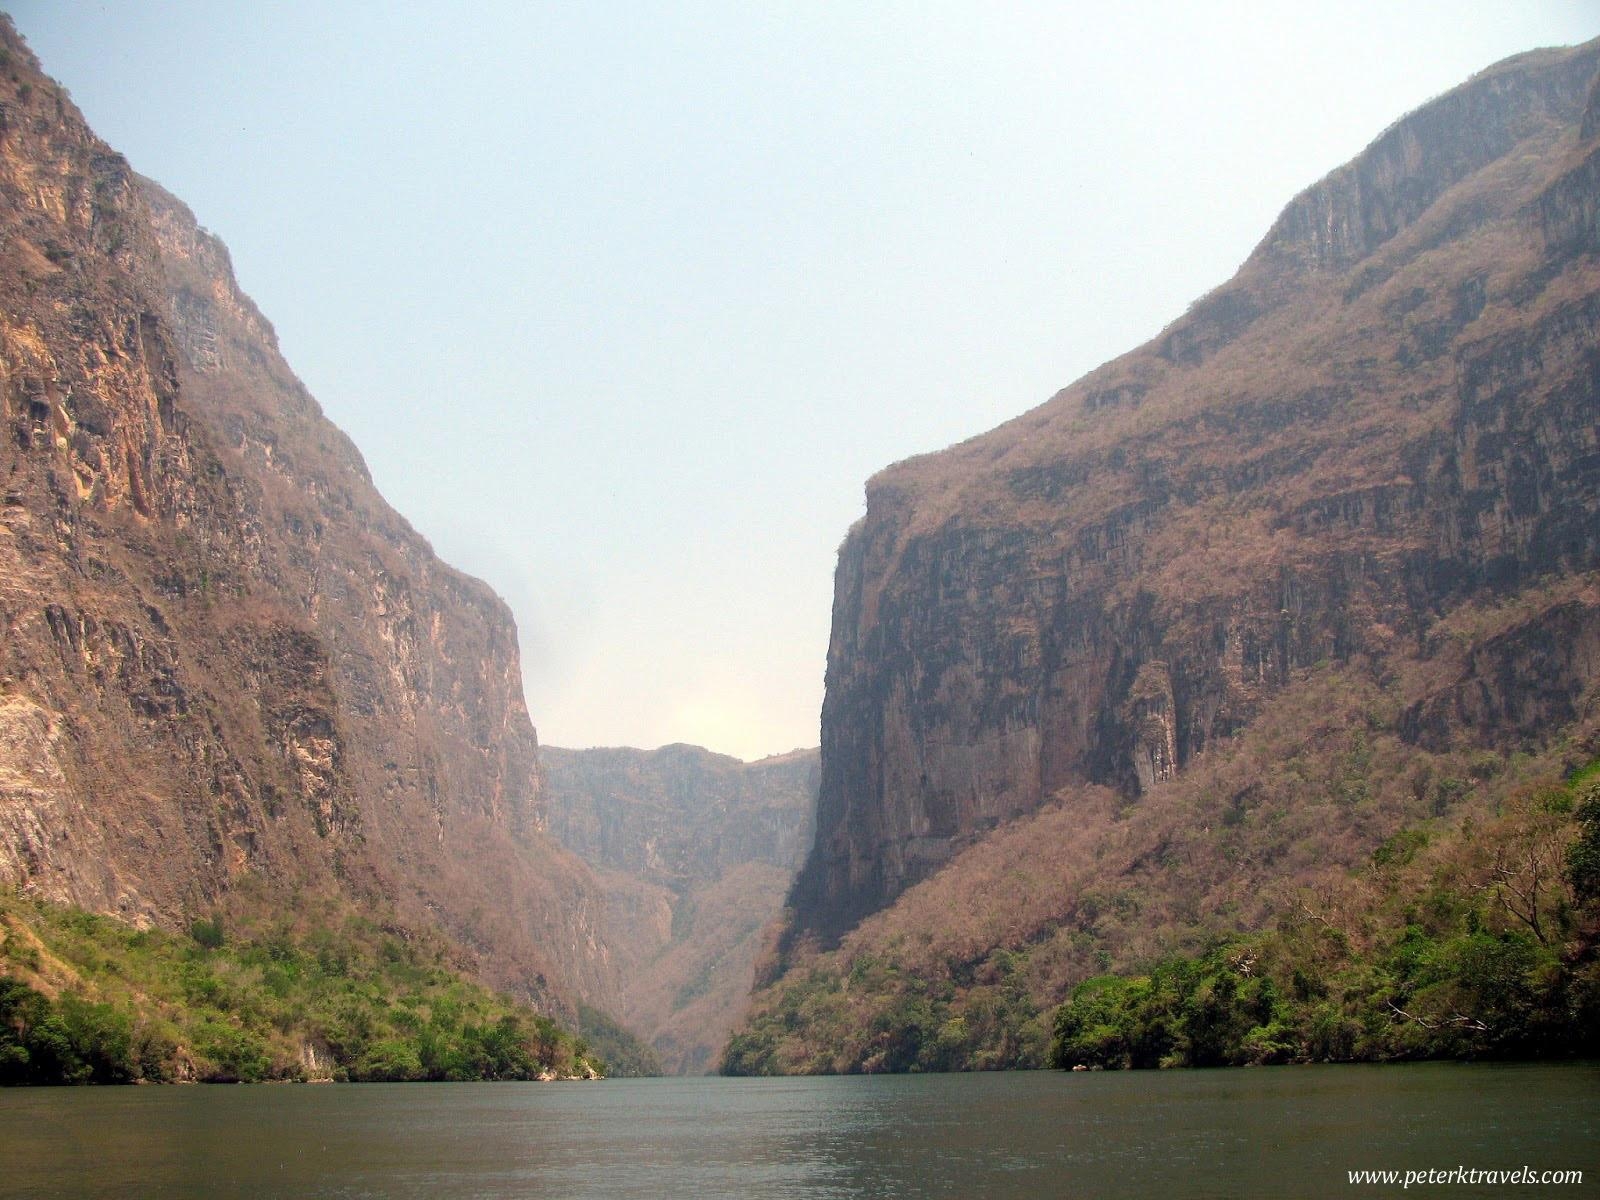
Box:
[11,3,1597,759]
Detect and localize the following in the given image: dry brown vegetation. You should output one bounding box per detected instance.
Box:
[730,644,1600,1073]
[784,35,1600,980]
[751,41,1600,1067]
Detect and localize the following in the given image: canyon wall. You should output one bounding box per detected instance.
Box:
[542,744,816,1072]
[0,20,617,1015]
[784,40,1600,950]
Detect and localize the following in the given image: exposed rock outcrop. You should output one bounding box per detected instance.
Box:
[542,744,816,1073]
[784,37,1600,950]
[0,20,619,1016]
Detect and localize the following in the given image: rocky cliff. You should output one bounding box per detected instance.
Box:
[784,39,1600,951]
[0,20,618,1016]
[542,744,816,1073]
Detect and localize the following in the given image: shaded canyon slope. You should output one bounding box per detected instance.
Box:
[0,21,621,1019]
[541,744,816,1074]
[780,39,1600,962]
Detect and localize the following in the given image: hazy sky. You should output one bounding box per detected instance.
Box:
[10,3,1596,760]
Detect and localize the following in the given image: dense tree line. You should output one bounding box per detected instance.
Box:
[0,899,605,1085]
[1052,773,1600,1069]
[725,755,1600,1075]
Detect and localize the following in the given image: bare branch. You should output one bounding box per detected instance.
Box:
[1446,1010,1490,1033]
[1387,999,1434,1030]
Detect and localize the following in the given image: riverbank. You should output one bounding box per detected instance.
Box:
[0,893,602,1084]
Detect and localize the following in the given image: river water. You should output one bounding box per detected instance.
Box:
[0,1062,1595,1198]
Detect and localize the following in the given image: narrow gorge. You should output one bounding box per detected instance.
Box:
[2,13,1598,1087]
[541,744,815,1073]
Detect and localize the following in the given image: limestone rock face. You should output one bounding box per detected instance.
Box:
[0,21,617,1014]
[786,38,1600,949]
[542,745,816,1073]
[544,744,816,885]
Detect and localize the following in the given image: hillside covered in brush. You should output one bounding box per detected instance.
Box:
[730,38,1600,1073]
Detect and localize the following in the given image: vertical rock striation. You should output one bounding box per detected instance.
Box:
[785,38,1600,951]
[542,744,816,1073]
[0,20,618,1014]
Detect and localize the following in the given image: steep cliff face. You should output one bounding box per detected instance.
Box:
[0,21,617,1014]
[542,744,816,1073]
[787,39,1600,949]
[544,744,816,885]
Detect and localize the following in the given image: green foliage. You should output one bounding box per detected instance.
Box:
[0,896,603,1086]
[721,945,1049,1075]
[1051,944,1295,1069]
[1048,762,1600,1070]
[576,1003,661,1078]
[188,915,225,950]
[1372,828,1429,869]
[727,742,1600,1076]
[719,1030,776,1076]
[1048,924,1581,1069]
[1567,781,1600,903]
[0,977,154,1085]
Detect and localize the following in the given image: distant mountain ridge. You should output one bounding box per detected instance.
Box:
[542,743,815,1073]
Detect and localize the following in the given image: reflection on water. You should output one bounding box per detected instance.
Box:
[0,1062,1596,1199]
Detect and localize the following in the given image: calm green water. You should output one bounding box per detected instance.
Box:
[0,1063,1595,1198]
